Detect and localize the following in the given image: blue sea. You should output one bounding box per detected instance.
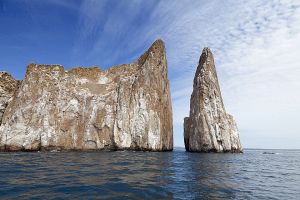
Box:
[0,148,299,199]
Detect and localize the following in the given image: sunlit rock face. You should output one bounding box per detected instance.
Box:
[184,48,242,153]
[0,40,173,151]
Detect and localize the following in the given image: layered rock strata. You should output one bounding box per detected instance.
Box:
[184,48,242,153]
[0,39,173,151]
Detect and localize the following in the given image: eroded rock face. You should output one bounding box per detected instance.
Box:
[0,40,173,151]
[0,72,19,124]
[184,48,242,153]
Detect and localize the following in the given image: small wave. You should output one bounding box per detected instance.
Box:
[50,150,60,153]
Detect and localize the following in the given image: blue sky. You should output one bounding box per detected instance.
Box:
[1,0,300,148]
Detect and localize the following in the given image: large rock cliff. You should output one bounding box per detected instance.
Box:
[184,48,242,153]
[0,39,173,151]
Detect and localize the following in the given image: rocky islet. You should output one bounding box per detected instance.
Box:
[0,40,173,151]
[184,48,243,153]
[0,40,242,152]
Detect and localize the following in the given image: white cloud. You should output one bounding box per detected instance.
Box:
[73,0,300,148]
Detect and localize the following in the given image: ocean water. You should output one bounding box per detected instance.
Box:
[0,149,299,199]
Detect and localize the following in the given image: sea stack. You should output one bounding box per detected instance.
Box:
[0,39,173,151]
[184,48,242,153]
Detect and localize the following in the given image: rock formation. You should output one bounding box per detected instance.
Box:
[184,48,242,153]
[0,39,173,151]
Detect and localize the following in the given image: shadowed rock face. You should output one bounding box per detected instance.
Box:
[184,48,242,153]
[0,72,20,125]
[0,39,173,151]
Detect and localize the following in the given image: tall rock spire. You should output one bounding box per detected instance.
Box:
[184,48,242,153]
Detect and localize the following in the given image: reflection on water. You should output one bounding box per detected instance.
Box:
[0,149,299,199]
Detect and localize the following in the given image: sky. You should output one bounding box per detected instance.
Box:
[1,0,300,149]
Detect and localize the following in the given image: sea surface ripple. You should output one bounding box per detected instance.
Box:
[0,149,299,199]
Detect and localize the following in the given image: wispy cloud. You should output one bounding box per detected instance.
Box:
[71,0,300,148]
[2,0,298,148]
